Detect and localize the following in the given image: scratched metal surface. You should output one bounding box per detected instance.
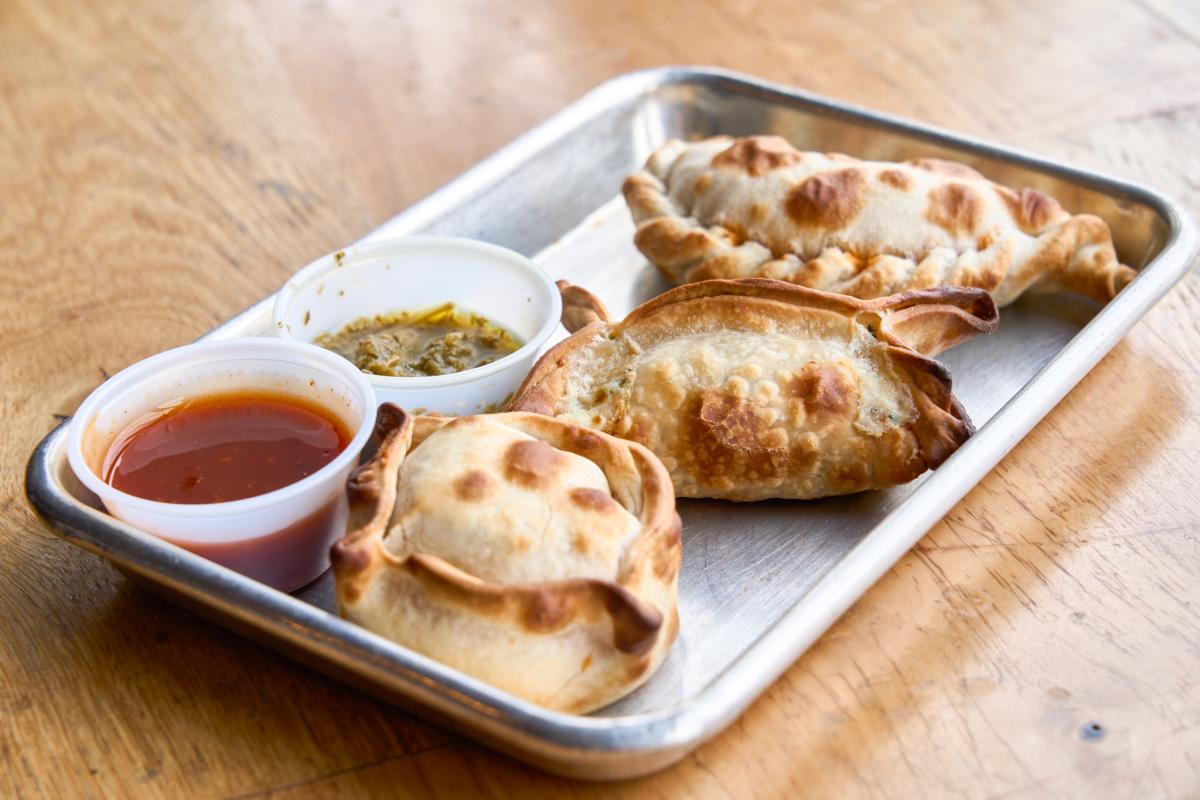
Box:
[26,68,1197,779]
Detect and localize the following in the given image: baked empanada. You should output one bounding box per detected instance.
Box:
[623,135,1136,306]
[509,279,998,501]
[332,405,681,714]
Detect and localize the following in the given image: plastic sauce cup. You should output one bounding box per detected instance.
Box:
[272,236,562,414]
[67,338,377,592]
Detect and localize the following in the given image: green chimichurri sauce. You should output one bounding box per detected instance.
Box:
[314,304,521,378]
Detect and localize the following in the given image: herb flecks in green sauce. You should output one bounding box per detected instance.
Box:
[315,304,521,377]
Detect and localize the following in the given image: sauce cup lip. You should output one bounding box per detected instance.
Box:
[271,236,563,388]
[66,337,377,520]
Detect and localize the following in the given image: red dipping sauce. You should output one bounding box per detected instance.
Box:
[103,392,350,504]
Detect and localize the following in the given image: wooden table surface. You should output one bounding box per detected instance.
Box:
[4,1,1199,797]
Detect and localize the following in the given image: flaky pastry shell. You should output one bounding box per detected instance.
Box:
[332,405,681,714]
[624,135,1136,306]
[510,279,998,501]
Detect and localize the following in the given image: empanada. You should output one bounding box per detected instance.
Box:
[623,135,1136,306]
[332,405,681,714]
[509,279,998,501]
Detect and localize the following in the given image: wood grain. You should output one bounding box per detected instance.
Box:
[2,0,1198,797]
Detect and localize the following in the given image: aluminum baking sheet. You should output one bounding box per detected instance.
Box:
[26,67,1198,780]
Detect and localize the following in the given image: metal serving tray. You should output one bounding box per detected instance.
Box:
[26,67,1197,780]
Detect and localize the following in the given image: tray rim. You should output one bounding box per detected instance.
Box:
[23,65,1199,779]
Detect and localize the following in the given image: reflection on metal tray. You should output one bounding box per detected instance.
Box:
[25,67,1198,780]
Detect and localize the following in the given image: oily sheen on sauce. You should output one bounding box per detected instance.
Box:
[104,392,350,504]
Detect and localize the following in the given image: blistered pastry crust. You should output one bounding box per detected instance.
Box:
[623,136,1136,306]
[332,406,681,714]
[511,279,997,501]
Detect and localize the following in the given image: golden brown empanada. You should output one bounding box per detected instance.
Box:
[623,135,1136,306]
[332,405,681,714]
[509,279,998,501]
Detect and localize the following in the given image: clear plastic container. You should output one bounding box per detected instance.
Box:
[272,236,562,414]
[67,338,377,592]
